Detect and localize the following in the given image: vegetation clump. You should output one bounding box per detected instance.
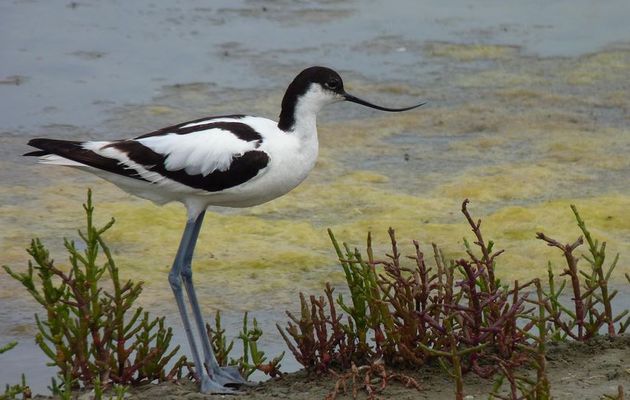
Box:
[2,190,284,397]
[206,310,284,379]
[3,190,188,393]
[278,199,629,399]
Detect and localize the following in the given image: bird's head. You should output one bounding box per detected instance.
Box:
[279,66,425,131]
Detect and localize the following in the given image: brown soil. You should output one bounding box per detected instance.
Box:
[33,335,630,400]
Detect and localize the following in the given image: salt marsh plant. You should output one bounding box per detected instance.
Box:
[0,374,30,400]
[489,279,551,400]
[3,190,284,396]
[3,190,187,391]
[538,205,628,340]
[279,199,628,400]
[206,311,284,379]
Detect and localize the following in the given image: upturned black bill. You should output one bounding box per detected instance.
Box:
[343,93,425,112]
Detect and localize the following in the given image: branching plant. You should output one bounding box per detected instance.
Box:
[277,284,357,372]
[207,311,284,379]
[325,360,421,400]
[489,279,551,400]
[537,205,628,340]
[3,190,187,391]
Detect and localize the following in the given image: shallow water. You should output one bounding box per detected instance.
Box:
[1,0,630,394]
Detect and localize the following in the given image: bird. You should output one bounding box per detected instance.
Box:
[24,66,424,393]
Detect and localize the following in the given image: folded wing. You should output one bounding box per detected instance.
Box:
[26,119,271,193]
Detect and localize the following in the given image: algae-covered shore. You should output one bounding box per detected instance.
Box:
[1,0,630,397]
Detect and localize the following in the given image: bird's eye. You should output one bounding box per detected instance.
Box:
[325,79,340,90]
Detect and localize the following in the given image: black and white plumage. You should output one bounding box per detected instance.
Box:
[25,66,424,393]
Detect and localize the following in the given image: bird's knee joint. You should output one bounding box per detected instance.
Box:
[168,272,182,291]
[181,265,193,281]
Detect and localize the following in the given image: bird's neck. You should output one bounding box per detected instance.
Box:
[278,85,325,135]
[278,100,297,132]
[285,102,320,141]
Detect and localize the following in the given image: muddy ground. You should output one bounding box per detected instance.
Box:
[31,335,630,400]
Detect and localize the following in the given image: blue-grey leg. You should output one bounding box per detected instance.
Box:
[168,212,241,393]
[179,211,248,387]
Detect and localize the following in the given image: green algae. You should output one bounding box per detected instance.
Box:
[566,49,630,85]
[425,42,520,61]
[3,176,627,311]
[455,69,544,88]
[2,44,630,312]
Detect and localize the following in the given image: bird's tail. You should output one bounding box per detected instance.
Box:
[25,138,91,167]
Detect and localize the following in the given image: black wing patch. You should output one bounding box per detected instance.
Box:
[163,150,269,192]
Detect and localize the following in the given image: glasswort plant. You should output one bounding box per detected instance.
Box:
[3,190,187,391]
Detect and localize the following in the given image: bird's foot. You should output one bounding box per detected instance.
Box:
[198,365,256,393]
[199,374,239,394]
[211,365,256,388]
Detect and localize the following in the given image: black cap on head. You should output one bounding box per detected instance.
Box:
[279,66,343,130]
[293,66,345,94]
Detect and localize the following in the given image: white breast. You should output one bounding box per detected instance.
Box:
[187,116,319,209]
